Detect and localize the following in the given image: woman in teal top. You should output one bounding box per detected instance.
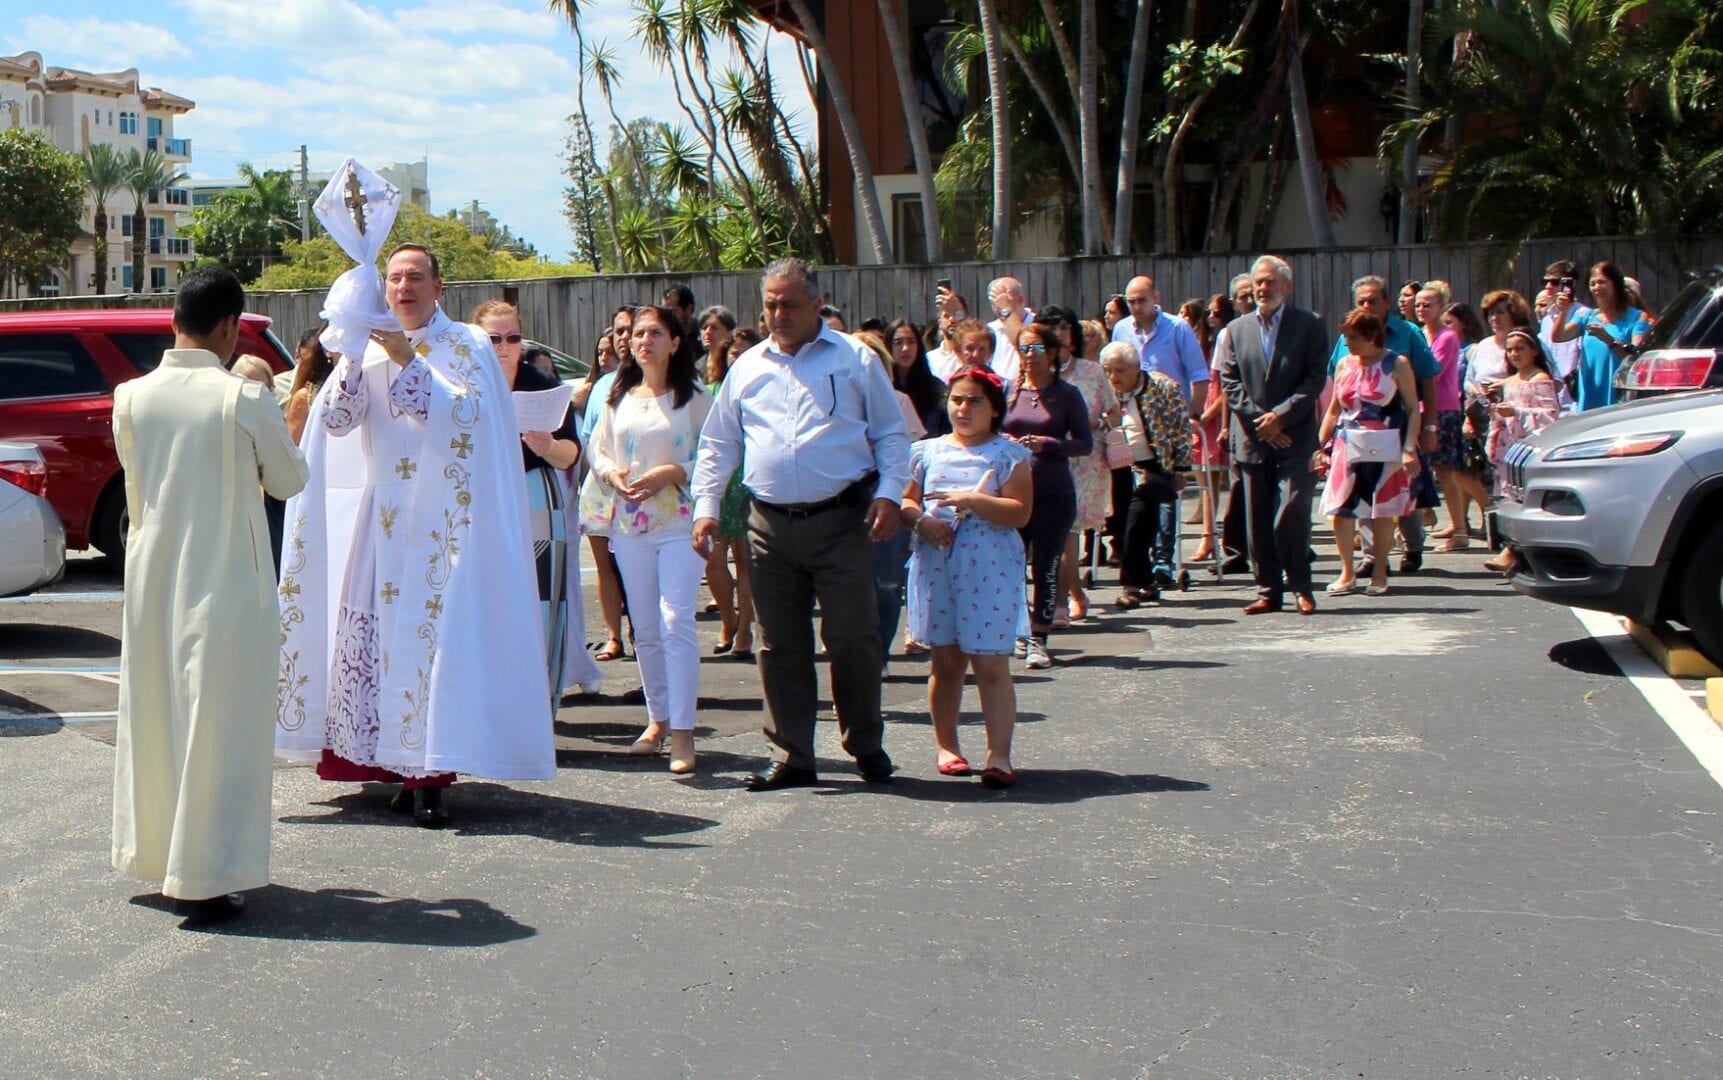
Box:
[1548,260,1649,412]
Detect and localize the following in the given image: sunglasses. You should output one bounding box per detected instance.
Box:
[488,333,523,345]
[1021,342,1050,355]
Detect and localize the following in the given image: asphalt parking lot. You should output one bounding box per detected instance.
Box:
[3,542,1721,1078]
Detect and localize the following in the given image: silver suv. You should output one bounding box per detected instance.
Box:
[1494,389,1723,664]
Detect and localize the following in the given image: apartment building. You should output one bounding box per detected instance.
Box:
[0,51,195,296]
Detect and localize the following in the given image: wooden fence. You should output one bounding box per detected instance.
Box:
[8,235,1720,358]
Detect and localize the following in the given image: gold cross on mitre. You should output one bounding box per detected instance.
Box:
[343,169,372,234]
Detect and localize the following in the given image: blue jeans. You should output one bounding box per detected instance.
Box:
[872,528,912,656]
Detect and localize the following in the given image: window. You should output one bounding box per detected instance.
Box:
[118,111,138,135]
[122,266,133,289]
[0,334,110,401]
[148,216,165,239]
[108,334,177,375]
[150,267,168,291]
[146,116,162,138]
[107,111,113,126]
[119,214,132,235]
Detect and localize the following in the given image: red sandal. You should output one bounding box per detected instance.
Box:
[937,756,972,777]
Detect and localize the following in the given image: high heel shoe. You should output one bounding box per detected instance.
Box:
[628,723,667,755]
[668,730,696,775]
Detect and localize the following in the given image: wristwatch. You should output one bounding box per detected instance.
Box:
[1422,424,1438,433]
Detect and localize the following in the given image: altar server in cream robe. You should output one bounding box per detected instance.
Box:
[112,268,308,923]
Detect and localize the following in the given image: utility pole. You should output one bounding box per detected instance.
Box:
[469,198,480,236]
[297,144,310,241]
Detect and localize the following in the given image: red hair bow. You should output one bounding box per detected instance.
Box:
[956,366,1004,393]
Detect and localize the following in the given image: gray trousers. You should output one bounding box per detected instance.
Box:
[1239,451,1317,598]
[745,500,885,771]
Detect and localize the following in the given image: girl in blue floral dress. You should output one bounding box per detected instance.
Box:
[901,368,1034,788]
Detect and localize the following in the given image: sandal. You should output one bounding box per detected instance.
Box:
[1324,579,1358,596]
[593,639,625,662]
[937,756,972,777]
[979,766,1017,789]
[1366,582,1391,596]
[1436,536,1471,552]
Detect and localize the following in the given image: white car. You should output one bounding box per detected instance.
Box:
[0,442,67,597]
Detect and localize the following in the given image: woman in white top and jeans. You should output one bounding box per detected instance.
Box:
[587,305,713,774]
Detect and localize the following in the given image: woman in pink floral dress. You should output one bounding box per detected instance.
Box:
[1316,309,1422,596]
[1483,329,1562,573]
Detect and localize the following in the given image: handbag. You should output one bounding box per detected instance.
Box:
[577,466,618,536]
[1346,426,1402,465]
[1103,426,1134,469]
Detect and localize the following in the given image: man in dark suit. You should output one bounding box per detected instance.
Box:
[1217,255,1329,615]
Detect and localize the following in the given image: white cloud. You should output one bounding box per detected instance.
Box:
[6,16,191,71]
[146,0,816,254]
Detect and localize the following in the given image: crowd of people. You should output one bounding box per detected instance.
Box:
[109,247,1652,922]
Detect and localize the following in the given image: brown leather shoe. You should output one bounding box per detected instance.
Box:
[1242,597,1282,615]
[1293,593,1317,616]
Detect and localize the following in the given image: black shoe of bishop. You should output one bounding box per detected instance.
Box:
[175,893,245,925]
[744,761,819,792]
[413,787,450,829]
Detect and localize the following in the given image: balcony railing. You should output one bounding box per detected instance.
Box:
[146,136,191,157]
[148,237,194,257]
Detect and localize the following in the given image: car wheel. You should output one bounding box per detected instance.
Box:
[1679,523,1723,668]
[92,486,128,567]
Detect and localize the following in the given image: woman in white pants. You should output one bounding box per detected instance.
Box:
[588,305,713,774]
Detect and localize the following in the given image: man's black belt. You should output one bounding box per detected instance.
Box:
[754,472,878,519]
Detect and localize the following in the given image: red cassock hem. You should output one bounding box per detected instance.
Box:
[316,749,455,789]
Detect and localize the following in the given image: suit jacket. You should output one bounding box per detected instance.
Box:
[1219,305,1329,464]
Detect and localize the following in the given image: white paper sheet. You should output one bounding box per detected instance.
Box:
[513,383,575,433]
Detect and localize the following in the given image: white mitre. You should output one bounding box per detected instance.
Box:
[314,157,404,360]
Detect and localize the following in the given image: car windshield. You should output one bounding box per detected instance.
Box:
[1641,276,1723,351]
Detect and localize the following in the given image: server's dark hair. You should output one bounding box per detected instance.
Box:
[173,267,246,336]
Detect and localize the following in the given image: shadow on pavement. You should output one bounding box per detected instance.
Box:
[0,623,120,659]
[277,783,716,848]
[827,769,1212,805]
[1547,636,1623,677]
[1064,656,1228,672]
[882,709,1050,726]
[130,886,536,946]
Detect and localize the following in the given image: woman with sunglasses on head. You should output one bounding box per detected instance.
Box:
[472,299,597,699]
[1002,321,1092,670]
[586,305,713,775]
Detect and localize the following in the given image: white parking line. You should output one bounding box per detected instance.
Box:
[0,591,124,603]
[1572,608,1723,792]
[0,710,115,728]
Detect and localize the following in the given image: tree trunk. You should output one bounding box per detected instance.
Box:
[92,206,109,295]
[1112,0,1154,255]
[1158,0,1263,255]
[1076,0,1105,254]
[999,30,1083,207]
[786,0,894,263]
[978,0,1012,260]
[876,0,943,261]
[131,197,148,293]
[1282,1,1335,248]
[1398,0,1423,244]
[572,28,621,272]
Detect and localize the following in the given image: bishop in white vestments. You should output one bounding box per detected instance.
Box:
[275,245,555,827]
[113,269,308,922]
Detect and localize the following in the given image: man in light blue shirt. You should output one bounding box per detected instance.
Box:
[692,257,909,792]
[1112,274,1209,416]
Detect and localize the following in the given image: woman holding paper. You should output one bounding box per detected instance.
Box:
[1314,308,1420,597]
[588,305,712,775]
[475,300,582,696]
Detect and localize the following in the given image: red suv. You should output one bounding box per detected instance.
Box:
[0,309,292,560]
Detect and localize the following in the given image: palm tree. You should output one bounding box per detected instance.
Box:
[1398,0,1425,244]
[1112,0,1153,254]
[784,0,895,262]
[1280,0,1335,247]
[123,148,186,294]
[81,143,127,295]
[977,0,1013,259]
[547,0,622,271]
[875,0,943,260]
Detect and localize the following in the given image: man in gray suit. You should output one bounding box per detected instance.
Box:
[1216,255,1329,615]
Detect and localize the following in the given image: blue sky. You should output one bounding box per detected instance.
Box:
[4,0,814,258]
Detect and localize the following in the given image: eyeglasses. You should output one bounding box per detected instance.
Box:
[1021,342,1049,355]
[488,333,523,345]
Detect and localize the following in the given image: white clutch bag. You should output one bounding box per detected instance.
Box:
[1346,426,1402,464]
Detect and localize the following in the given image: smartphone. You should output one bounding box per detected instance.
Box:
[1560,279,1576,299]
[936,278,952,292]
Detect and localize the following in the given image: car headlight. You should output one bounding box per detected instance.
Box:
[1541,431,1682,462]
